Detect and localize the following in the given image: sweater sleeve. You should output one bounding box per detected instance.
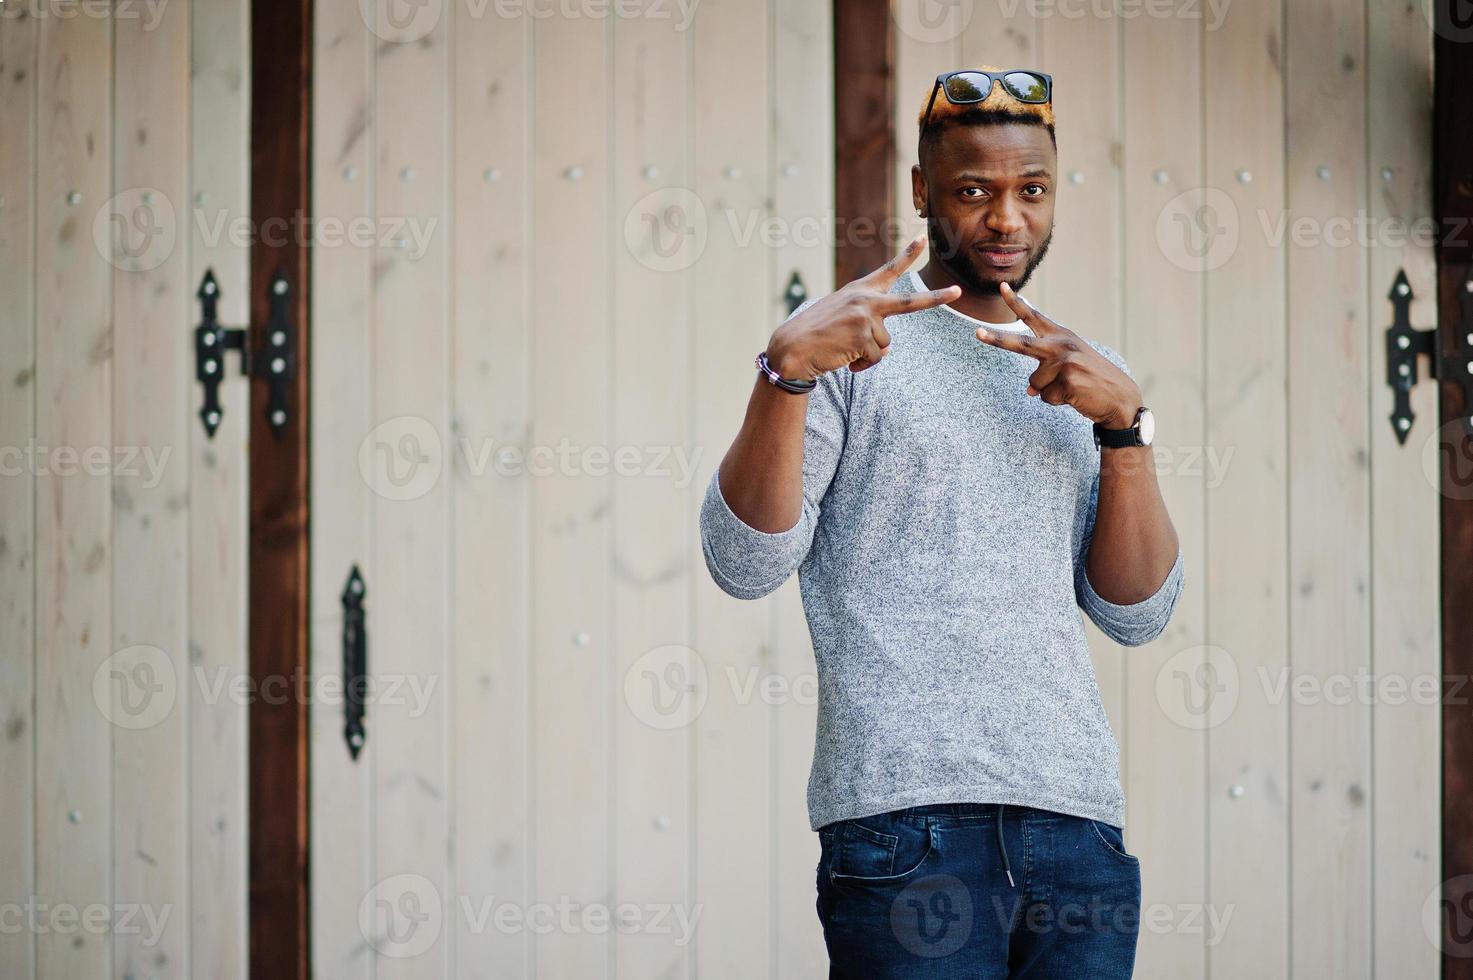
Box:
[699,300,848,600]
[1073,340,1185,645]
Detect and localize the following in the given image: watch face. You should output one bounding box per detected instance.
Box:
[1138,409,1155,446]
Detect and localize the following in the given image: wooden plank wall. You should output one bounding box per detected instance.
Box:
[0,1,252,978]
[308,0,831,977]
[891,1,1440,978]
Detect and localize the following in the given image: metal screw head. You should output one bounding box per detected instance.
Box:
[1236,169,1252,184]
[653,815,671,831]
[272,331,285,346]
[1380,167,1394,182]
[1227,785,1245,799]
[271,409,286,425]
[781,163,799,178]
[1465,333,1473,346]
[67,191,82,205]
[642,164,660,180]
[1152,169,1169,185]
[723,165,741,180]
[483,167,501,183]
[204,359,218,375]
[1397,282,1410,296]
[207,411,221,425]
[271,357,285,374]
[1397,417,1411,431]
[1316,165,1332,181]
[573,631,590,647]
[1398,363,1410,377]
[142,191,155,205]
[194,191,207,205]
[273,280,288,296]
[1397,335,1410,349]
[203,331,215,344]
[565,166,584,181]
[1068,170,1084,185]
[68,809,82,824]
[204,280,217,296]
[401,166,415,182]
[343,166,359,181]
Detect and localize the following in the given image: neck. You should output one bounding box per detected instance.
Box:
[916,261,1020,324]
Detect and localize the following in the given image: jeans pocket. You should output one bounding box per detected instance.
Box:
[1087,819,1140,866]
[829,815,933,885]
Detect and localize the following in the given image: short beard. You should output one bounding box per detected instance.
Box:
[925,214,1053,296]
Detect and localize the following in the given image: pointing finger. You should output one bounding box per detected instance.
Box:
[872,285,962,316]
[861,231,929,288]
[975,324,1048,360]
[998,281,1058,334]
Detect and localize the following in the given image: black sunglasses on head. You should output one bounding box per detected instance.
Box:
[920,69,1053,136]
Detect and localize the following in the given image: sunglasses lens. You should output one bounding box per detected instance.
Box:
[944,72,992,103]
[1001,71,1049,103]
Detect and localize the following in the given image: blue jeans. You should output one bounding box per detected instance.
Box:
[816,803,1141,979]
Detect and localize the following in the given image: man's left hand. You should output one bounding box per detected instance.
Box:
[974,281,1143,430]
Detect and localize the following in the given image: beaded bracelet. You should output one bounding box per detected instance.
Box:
[755,351,818,394]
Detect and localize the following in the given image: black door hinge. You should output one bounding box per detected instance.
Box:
[194,267,297,440]
[1384,268,1473,444]
[784,270,808,317]
[342,564,368,761]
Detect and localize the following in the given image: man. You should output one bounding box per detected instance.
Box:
[699,66,1183,977]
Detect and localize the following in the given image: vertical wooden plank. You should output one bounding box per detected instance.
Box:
[1285,0,1373,974]
[772,0,832,974]
[1368,2,1440,974]
[835,0,894,285]
[370,0,452,975]
[249,0,312,970]
[892,0,955,258]
[309,0,374,973]
[1436,4,1473,972]
[187,0,251,974]
[1121,8,1206,979]
[611,5,692,978]
[531,8,611,976]
[1202,1,1291,976]
[111,0,191,976]
[450,2,532,978]
[0,9,37,980]
[956,0,1043,302]
[1034,6,1127,749]
[691,0,772,974]
[33,5,113,977]
[189,0,252,974]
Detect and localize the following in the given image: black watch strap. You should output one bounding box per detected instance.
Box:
[1093,407,1146,449]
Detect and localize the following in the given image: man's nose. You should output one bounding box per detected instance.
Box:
[986,199,1025,236]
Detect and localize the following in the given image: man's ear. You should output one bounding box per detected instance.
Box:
[910,163,926,216]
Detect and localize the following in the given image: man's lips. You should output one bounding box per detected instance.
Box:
[977,245,1027,269]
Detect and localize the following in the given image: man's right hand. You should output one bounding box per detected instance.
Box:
[764,232,963,381]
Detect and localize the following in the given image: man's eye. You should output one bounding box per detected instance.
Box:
[1023,184,1047,197]
[961,187,984,198]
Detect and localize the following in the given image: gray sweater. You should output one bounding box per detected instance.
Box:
[699,270,1185,831]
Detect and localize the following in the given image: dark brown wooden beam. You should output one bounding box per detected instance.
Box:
[249,0,312,974]
[1436,4,1473,974]
[833,0,895,286]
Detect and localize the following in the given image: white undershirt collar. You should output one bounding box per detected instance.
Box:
[906,270,1031,333]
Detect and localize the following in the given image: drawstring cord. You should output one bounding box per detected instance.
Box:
[996,804,1015,887]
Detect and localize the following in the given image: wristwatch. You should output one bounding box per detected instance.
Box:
[1093,406,1154,449]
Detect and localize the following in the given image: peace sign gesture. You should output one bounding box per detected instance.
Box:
[973,282,1143,430]
[765,232,963,381]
